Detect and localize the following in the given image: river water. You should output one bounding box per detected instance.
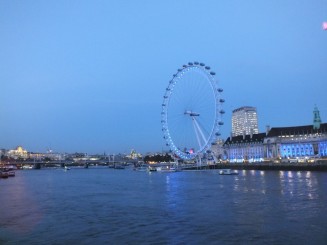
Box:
[0,168,326,244]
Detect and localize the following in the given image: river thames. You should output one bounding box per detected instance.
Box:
[0,168,326,244]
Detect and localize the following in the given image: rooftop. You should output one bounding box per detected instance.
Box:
[267,123,327,137]
[224,133,266,145]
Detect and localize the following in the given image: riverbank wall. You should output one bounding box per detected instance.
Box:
[184,160,327,171]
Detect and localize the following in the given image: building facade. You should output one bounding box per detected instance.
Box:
[264,123,327,160]
[232,106,259,136]
[6,146,28,159]
[223,133,266,163]
[224,106,327,163]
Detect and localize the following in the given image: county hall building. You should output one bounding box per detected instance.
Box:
[223,106,327,163]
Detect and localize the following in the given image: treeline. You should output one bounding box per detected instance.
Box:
[143,153,173,163]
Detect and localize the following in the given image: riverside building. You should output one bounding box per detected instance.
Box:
[232,106,259,137]
[223,132,266,163]
[224,106,327,163]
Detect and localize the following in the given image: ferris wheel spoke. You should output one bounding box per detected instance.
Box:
[192,118,202,150]
[192,117,208,149]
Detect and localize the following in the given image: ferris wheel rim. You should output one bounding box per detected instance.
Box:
[161,62,224,160]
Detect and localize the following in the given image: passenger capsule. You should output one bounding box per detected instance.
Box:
[178,69,182,72]
[205,66,210,70]
[200,63,205,66]
[218,121,224,125]
[215,132,221,136]
[211,142,217,145]
[219,99,225,103]
[164,96,168,98]
[188,62,193,65]
[210,72,215,75]
[219,110,225,114]
[183,64,187,68]
[218,88,223,92]
[166,88,170,91]
[162,104,166,106]
[194,61,199,65]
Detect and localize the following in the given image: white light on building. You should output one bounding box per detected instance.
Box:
[232,106,259,136]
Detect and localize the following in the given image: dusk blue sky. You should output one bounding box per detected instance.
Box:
[1,0,327,154]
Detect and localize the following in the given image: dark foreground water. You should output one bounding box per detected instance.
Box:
[0,168,326,244]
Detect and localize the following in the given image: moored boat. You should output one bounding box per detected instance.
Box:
[0,171,9,178]
[147,162,182,173]
[1,166,16,178]
[219,169,238,175]
[157,166,179,172]
[134,165,148,171]
[7,170,15,177]
[113,164,125,169]
[148,166,157,172]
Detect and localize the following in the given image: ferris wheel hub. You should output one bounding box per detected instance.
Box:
[184,110,200,117]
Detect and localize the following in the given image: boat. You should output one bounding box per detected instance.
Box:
[64,166,71,171]
[157,166,177,172]
[134,165,148,171]
[113,164,125,169]
[148,166,157,172]
[1,166,15,177]
[0,171,9,179]
[219,169,238,175]
[156,164,181,172]
[7,170,15,177]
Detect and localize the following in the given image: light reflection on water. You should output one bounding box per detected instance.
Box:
[0,168,326,244]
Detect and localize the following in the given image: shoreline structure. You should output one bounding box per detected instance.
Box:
[185,160,327,171]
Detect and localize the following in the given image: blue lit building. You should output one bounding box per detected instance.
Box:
[264,123,327,159]
[224,106,327,162]
[264,106,327,160]
[223,133,266,163]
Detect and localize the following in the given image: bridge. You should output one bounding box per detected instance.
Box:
[1,159,140,169]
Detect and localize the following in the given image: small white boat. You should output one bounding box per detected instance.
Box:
[64,166,71,171]
[7,170,15,177]
[134,165,148,171]
[219,169,238,175]
[156,165,181,172]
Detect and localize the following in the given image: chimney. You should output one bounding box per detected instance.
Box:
[250,128,253,139]
[266,125,270,136]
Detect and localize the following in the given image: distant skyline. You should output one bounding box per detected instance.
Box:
[1,0,327,154]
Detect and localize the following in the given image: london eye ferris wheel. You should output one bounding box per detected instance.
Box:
[161,62,225,161]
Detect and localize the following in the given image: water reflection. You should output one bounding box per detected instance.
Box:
[0,173,43,235]
[278,170,320,201]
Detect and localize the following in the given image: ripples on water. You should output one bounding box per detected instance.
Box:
[0,168,326,244]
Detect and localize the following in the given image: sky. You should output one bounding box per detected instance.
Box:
[1,0,327,154]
